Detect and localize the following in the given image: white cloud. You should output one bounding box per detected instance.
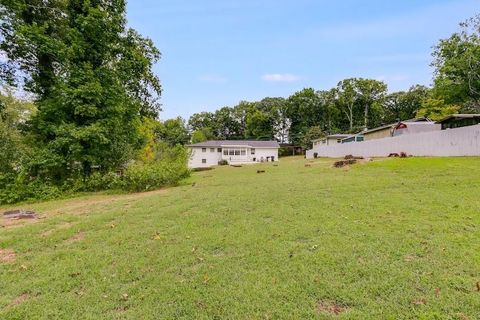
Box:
[261,73,303,82]
[198,74,227,83]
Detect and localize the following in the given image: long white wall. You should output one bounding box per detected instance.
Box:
[306,124,480,158]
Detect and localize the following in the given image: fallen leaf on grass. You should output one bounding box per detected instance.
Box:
[435,288,441,298]
[152,232,161,241]
[122,293,129,301]
[413,298,426,306]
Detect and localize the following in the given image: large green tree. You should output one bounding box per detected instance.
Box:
[432,15,480,112]
[0,0,161,179]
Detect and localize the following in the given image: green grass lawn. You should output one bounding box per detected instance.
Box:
[1,157,479,319]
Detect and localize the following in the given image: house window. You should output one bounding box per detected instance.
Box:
[241,150,246,156]
[234,150,240,156]
[202,159,207,164]
[210,148,215,152]
[229,150,234,156]
[337,139,342,143]
[218,148,222,153]
[251,148,256,155]
[223,149,228,155]
[202,148,206,152]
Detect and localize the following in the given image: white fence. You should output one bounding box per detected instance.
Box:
[306,124,480,158]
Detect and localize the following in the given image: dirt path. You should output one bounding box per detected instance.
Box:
[1,188,169,229]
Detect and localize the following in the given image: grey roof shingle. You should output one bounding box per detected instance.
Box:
[187,140,280,148]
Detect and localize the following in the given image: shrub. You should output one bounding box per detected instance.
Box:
[218,159,228,166]
[313,152,318,158]
[121,158,190,192]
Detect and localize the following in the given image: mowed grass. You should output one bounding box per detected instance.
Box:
[1,157,480,319]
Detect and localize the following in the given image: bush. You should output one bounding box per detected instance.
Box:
[218,159,228,166]
[0,175,62,204]
[313,152,318,158]
[121,158,190,192]
[0,144,191,204]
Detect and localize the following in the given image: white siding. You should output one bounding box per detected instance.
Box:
[188,146,279,168]
[306,124,480,158]
[188,147,222,168]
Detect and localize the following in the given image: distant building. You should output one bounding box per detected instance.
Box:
[362,124,394,141]
[364,118,439,141]
[187,140,280,168]
[312,134,350,147]
[392,120,440,137]
[341,134,364,144]
[436,114,480,130]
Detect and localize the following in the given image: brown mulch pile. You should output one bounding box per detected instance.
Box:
[334,159,357,168]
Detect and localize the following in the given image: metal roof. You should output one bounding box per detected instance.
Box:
[187,140,280,148]
[363,124,393,134]
[436,114,480,123]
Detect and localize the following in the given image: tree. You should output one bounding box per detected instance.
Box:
[336,79,359,132]
[302,126,325,150]
[355,79,387,129]
[383,85,430,123]
[0,0,162,179]
[0,88,35,175]
[245,109,273,140]
[286,88,325,145]
[191,127,214,143]
[416,98,459,121]
[159,117,190,146]
[432,15,480,112]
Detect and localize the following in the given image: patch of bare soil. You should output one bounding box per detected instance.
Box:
[317,301,349,315]
[64,231,85,244]
[47,188,169,216]
[41,222,75,237]
[9,293,30,307]
[0,248,16,263]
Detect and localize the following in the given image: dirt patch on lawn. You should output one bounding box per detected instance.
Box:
[64,231,85,244]
[41,222,75,237]
[317,300,349,315]
[46,188,170,216]
[9,293,30,307]
[0,248,16,263]
[0,188,170,229]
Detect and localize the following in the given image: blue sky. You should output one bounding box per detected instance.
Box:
[126,0,479,120]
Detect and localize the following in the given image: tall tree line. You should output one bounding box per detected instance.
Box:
[187,15,480,148]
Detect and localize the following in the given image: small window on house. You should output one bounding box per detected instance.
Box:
[337,139,342,143]
[234,150,240,156]
[218,148,222,153]
[223,149,228,155]
[202,159,207,164]
[241,150,246,156]
[210,148,215,152]
[251,148,256,155]
[229,150,234,155]
[202,148,206,152]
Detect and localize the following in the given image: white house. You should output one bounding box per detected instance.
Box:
[187,140,280,168]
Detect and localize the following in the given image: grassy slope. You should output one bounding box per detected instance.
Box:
[1,157,479,319]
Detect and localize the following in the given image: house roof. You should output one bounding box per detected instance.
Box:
[187,140,280,148]
[436,114,480,123]
[312,134,350,142]
[363,124,394,135]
